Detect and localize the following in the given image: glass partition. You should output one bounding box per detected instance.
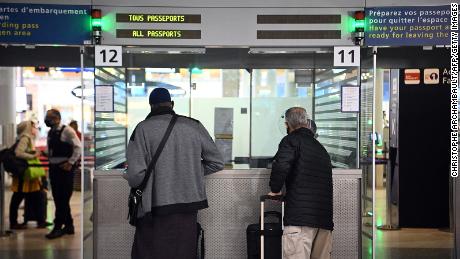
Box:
[314,68,359,169]
[94,68,127,170]
[191,69,251,168]
[251,69,314,160]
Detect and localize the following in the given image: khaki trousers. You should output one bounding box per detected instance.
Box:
[282,226,332,259]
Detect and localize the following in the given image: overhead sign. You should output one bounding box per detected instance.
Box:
[100,6,356,46]
[117,29,200,39]
[334,46,360,67]
[95,45,123,67]
[365,5,450,46]
[0,3,91,45]
[116,13,201,23]
[115,12,202,40]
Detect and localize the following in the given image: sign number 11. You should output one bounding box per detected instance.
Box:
[95,46,123,67]
[334,46,360,67]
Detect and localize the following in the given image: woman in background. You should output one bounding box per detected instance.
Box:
[9,120,48,229]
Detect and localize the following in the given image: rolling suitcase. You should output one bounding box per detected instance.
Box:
[24,189,47,223]
[246,195,284,259]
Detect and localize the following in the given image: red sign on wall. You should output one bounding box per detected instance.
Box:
[404,69,421,84]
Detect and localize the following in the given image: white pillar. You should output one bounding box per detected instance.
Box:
[0,67,17,147]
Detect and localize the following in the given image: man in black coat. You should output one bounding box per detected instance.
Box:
[269,107,333,259]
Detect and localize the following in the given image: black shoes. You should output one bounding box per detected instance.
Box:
[63,225,75,235]
[45,228,65,239]
[45,225,74,239]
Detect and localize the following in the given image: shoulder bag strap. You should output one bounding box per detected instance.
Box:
[136,114,177,191]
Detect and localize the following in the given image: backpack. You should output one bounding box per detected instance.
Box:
[0,140,28,178]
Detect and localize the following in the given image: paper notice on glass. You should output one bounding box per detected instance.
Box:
[95,85,114,112]
[341,86,360,112]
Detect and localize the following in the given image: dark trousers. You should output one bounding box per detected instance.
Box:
[49,164,74,228]
[132,212,197,259]
[9,192,26,225]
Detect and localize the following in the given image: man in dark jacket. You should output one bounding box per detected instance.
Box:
[269,107,333,259]
[125,88,224,259]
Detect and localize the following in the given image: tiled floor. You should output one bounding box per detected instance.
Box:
[0,189,82,259]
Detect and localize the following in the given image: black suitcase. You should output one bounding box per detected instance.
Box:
[247,195,284,259]
[24,190,47,223]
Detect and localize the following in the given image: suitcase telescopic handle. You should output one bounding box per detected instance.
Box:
[260,195,285,259]
[260,195,284,202]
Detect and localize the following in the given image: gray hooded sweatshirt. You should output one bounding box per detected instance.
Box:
[124,108,224,217]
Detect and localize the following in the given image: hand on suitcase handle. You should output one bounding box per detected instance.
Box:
[260,195,284,202]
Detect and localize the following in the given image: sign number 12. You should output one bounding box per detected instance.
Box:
[95,46,122,67]
[334,46,360,67]
[100,49,118,63]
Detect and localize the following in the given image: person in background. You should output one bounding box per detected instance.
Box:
[44,109,81,239]
[9,121,48,229]
[306,118,318,139]
[125,88,224,259]
[69,120,82,141]
[269,107,333,259]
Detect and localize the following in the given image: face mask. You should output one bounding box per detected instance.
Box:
[44,118,54,127]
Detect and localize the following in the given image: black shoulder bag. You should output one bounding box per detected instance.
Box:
[128,115,177,226]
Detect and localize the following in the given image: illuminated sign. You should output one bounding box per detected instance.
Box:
[116,13,200,23]
[365,5,450,46]
[117,29,201,39]
[115,12,201,40]
[0,3,91,44]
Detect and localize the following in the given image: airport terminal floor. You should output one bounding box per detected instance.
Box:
[0,187,453,259]
[0,189,81,259]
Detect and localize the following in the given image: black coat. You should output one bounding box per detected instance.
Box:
[270,127,333,230]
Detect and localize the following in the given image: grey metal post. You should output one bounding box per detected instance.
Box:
[378,69,400,231]
[372,46,377,259]
[249,69,253,159]
[80,46,85,259]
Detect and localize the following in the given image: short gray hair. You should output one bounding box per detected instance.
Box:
[285,107,310,129]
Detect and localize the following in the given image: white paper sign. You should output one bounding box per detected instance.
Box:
[95,45,123,67]
[95,85,114,112]
[341,86,360,112]
[334,46,360,67]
